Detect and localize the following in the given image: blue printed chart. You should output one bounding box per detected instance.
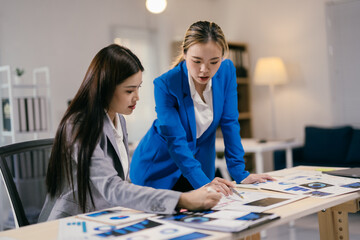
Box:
[77,207,156,226]
[57,217,224,240]
[158,210,279,232]
[243,170,360,198]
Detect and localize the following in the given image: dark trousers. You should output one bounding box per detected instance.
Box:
[171,175,194,192]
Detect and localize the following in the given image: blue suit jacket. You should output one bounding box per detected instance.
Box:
[130,59,249,189]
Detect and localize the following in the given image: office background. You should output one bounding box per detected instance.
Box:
[1,0,359,227]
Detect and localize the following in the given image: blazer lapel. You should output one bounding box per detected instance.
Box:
[210,70,222,129]
[103,115,124,178]
[119,114,130,179]
[181,62,197,149]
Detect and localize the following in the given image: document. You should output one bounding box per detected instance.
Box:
[58,217,216,240]
[213,190,306,212]
[237,169,360,198]
[157,209,279,232]
[76,206,156,226]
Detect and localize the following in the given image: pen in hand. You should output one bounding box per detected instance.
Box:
[230,187,244,199]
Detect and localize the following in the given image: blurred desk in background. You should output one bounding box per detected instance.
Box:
[216,138,302,174]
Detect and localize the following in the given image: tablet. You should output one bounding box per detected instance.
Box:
[323,168,360,178]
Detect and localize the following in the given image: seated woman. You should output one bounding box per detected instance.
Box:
[39,44,224,222]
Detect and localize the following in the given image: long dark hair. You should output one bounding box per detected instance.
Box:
[46,44,144,212]
[172,21,229,68]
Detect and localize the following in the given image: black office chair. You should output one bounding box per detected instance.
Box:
[0,138,53,228]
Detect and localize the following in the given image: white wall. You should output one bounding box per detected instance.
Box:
[326,0,360,127]
[223,0,333,142]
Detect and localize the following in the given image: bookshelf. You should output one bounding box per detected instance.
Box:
[227,42,254,172]
[228,42,252,139]
[0,66,52,146]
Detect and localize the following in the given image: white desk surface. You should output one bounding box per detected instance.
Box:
[130,138,303,156]
[0,166,359,240]
[216,138,302,153]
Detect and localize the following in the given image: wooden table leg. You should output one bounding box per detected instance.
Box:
[318,198,360,240]
[238,232,261,240]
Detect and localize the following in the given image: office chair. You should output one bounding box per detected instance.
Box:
[0,138,53,228]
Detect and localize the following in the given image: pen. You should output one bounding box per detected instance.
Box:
[230,187,244,199]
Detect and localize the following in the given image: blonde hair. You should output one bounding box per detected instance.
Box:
[172,21,229,68]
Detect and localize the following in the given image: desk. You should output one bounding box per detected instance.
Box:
[216,138,302,174]
[1,166,358,240]
[234,166,360,240]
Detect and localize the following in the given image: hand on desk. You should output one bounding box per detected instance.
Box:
[177,186,222,210]
[241,173,276,184]
[206,177,236,196]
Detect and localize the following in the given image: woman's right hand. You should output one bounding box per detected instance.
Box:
[205,177,236,196]
[177,186,222,210]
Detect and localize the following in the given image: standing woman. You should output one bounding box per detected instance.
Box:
[130,21,274,193]
[38,44,221,222]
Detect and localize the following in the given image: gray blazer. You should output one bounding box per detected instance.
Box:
[38,114,181,222]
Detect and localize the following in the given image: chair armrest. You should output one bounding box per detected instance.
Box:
[273,146,304,170]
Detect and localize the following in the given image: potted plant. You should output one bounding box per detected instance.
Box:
[14,67,25,84]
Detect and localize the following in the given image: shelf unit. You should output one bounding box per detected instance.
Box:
[227,42,254,172]
[0,66,52,146]
[228,42,252,138]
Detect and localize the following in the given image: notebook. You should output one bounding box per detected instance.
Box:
[323,168,360,178]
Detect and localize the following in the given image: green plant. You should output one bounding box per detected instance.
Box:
[15,68,25,77]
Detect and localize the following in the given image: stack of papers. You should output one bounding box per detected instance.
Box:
[213,191,306,212]
[58,217,218,240]
[237,170,360,198]
[157,209,279,232]
[76,207,155,226]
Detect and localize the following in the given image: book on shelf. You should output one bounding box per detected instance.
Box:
[228,46,248,78]
[17,98,27,132]
[2,98,11,131]
[33,97,41,131]
[23,97,30,131]
[39,97,47,131]
[157,209,279,232]
[26,97,35,131]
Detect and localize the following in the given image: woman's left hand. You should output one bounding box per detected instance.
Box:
[241,173,276,184]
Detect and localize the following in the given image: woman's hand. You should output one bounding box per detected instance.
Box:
[206,177,235,196]
[177,186,222,210]
[241,173,276,184]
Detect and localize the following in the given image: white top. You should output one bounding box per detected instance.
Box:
[188,72,214,139]
[106,113,129,179]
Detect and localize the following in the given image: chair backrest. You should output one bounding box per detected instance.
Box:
[0,138,53,228]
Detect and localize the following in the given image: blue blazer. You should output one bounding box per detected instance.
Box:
[130,59,249,189]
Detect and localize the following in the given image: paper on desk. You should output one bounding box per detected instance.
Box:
[156,209,279,233]
[58,217,215,240]
[213,190,307,212]
[243,170,360,198]
[57,217,112,240]
[76,206,156,226]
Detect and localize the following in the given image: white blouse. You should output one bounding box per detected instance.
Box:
[106,113,129,180]
[188,72,214,139]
